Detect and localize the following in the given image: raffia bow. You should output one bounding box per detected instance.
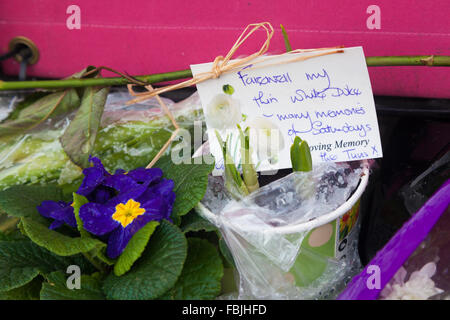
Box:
[127,22,343,168]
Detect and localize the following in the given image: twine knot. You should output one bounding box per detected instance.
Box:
[126,22,344,105]
[212,56,224,79]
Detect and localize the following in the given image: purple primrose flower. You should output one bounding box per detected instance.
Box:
[37,156,175,259]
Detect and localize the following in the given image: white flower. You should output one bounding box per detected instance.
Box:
[205,94,242,130]
[247,118,285,163]
[380,262,443,300]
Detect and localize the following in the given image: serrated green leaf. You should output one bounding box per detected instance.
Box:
[0,240,93,292]
[0,185,65,223]
[40,271,105,300]
[161,238,223,300]
[0,89,80,137]
[181,210,217,233]
[103,220,187,300]
[20,217,105,256]
[0,277,42,300]
[60,86,109,168]
[114,221,159,276]
[155,156,214,221]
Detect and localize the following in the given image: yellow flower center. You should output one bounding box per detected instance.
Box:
[112,199,146,228]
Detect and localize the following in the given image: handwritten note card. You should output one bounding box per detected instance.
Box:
[191,47,382,174]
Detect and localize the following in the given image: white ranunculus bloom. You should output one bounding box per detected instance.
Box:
[205,94,242,130]
[248,118,285,163]
[380,262,444,300]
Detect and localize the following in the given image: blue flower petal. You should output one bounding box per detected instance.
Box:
[89,156,109,175]
[87,186,116,204]
[105,201,165,259]
[140,197,168,221]
[37,200,76,229]
[138,178,175,201]
[77,167,106,197]
[77,156,110,197]
[103,174,140,193]
[126,167,163,186]
[106,185,148,208]
[49,220,64,230]
[79,202,118,235]
[106,226,133,259]
[37,200,64,218]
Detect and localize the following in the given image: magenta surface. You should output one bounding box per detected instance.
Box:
[0,0,449,98]
[337,179,450,300]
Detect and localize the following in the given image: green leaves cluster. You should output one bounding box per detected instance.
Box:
[0,69,229,300]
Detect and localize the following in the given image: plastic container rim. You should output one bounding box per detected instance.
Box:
[197,160,370,235]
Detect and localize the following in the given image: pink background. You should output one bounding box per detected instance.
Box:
[0,0,449,98]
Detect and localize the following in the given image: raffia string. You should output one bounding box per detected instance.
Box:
[126,22,343,105]
[129,22,344,168]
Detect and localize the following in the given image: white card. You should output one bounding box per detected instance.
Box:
[191,47,382,175]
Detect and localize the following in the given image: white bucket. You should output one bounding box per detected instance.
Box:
[198,160,370,298]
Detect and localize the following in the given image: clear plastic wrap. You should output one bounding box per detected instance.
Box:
[0,91,204,190]
[198,161,367,299]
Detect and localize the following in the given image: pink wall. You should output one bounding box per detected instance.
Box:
[0,0,449,98]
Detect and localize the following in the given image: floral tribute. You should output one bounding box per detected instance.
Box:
[37,156,175,259]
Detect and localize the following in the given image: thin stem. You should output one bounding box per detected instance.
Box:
[366,55,450,66]
[0,55,449,91]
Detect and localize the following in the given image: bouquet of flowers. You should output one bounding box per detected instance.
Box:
[0,79,227,300]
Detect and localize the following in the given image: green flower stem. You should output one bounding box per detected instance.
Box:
[237,125,259,193]
[0,56,449,91]
[365,55,450,67]
[0,69,193,91]
[215,130,249,198]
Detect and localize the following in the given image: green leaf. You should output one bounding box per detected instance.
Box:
[0,240,92,292]
[181,210,217,233]
[2,92,50,123]
[72,193,90,238]
[0,89,80,137]
[161,238,223,300]
[0,229,25,242]
[60,85,109,168]
[114,221,159,276]
[65,66,98,80]
[103,220,187,300]
[0,277,42,300]
[280,24,293,52]
[40,271,105,300]
[155,156,214,220]
[290,136,313,172]
[70,193,113,265]
[215,131,249,197]
[20,217,106,256]
[0,185,65,223]
[0,231,7,241]
[219,237,236,269]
